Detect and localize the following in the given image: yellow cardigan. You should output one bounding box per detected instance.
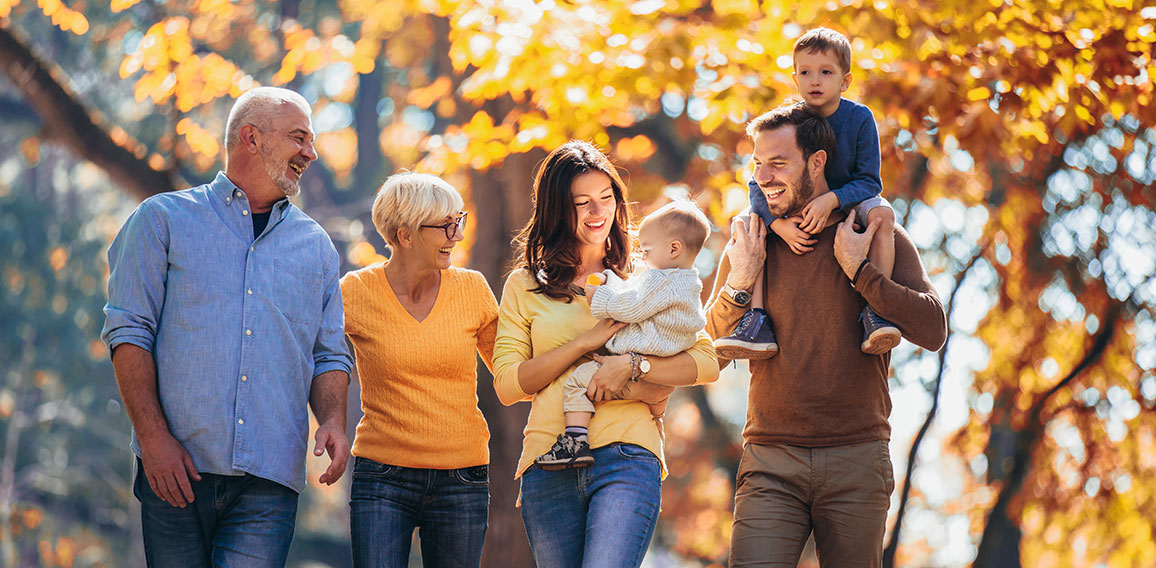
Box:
[341,263,498,469]
[494,268,719,479]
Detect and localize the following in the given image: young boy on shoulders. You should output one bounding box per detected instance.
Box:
[715,26,901,360]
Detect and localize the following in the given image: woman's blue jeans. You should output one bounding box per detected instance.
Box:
[520,443,662,568]
[349,457,489,568]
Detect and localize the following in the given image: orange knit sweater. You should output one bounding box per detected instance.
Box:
[341,263,498,469]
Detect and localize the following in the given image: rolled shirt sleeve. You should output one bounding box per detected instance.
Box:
[311,242,353,378]
[102,201,168,354]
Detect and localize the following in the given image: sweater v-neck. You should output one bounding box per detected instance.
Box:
[382,268,445,324]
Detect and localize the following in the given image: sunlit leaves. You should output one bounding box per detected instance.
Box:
[35,0,88,35]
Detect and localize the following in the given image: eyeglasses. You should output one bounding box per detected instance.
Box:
[420,211,468,240]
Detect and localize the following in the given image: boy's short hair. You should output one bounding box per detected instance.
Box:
[793,27,852,74]
[746,103,837,166]
[643,200,711,257]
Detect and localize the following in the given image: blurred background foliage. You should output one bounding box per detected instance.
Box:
[1,0,1154,566]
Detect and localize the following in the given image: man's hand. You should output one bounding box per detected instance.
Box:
[770,216,818,255]
[799,192,840,234]
[724,215,767,290]
[834,209,880,280]
[313,420,350,485]
[587,353,632,402]
[140,432,201,508]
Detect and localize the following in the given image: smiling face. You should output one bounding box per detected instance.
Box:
[792,48,851,117]
[415,212,465,270]
[570,170,617,251]
[256,103,317,198]
[752,125,818,218]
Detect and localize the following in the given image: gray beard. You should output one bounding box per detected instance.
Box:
[260,144,301,198]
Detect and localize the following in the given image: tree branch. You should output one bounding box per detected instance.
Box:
[973,301,1120,567]
[0,25,176,200]
[884,240,987,568]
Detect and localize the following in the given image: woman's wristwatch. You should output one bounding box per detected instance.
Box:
[628,352,651,382]
[721,282,752,305]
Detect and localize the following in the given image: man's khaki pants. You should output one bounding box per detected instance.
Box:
[729,441,895,567]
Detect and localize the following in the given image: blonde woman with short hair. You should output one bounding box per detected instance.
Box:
[341,172,497,567]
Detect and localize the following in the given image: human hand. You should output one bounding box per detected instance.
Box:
[587,353,632,402]
[800,192,840,234]
[313,419,350,485]
[834,209,880,280]
[620,380,674,411]
[583,273,605,305]
[139,432,202,508]
[724,215,766,290]
[771,217,818,255]
[576,319,628,352]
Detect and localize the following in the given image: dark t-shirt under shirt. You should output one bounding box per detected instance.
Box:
[252,211,271,239]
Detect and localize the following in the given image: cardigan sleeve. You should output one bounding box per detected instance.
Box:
[492,270,534,405]
[589,271,679,324]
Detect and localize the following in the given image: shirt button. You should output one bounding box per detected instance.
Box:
[250,246,254,252]
[236,191,242,197]
[247,289,253,295]
[242,210,249,216]
[245,329,252,336]
[241,375,248,382]
[226,198,231,203]
[238,419,244,425]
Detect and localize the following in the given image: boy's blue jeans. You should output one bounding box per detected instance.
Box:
[519,443,662,568]
[349,457,489,568]
[133,458,298,568]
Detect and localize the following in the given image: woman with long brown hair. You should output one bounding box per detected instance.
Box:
[492,141,719,566]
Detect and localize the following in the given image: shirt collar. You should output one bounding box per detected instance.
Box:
[210,171,291,212]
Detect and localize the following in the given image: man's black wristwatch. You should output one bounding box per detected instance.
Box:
[722,283,752,306]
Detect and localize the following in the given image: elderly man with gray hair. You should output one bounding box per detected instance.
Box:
[102,86,353,567]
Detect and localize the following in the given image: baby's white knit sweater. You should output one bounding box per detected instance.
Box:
[589,267,706,357]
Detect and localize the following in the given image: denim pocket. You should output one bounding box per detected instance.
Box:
[613,443,658,463]
[353,456,399,478]
[271,258,321,324]
[453,465,489,486]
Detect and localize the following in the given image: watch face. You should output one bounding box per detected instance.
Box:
[734,290,751,304]
[639,359,651,373]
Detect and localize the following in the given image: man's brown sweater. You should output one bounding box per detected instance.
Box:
[707,222,947,447]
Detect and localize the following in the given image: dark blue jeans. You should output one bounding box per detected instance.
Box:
[349,457,489,568]
[519,443,662,568]
[133,459,298,568]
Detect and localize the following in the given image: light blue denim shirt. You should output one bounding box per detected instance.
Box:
[102,172,352,492]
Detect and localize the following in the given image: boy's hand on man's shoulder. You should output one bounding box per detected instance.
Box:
[799,192,840,234]
[772,217,818,256]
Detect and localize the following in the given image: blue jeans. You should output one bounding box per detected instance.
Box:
[349,457,489,568]
[520,443,662,568]
[133,459,298,568]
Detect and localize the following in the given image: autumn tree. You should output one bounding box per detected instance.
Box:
[2,0,1154,566]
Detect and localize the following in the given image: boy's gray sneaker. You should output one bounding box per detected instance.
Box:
[715,308,778,360]
[534,434,594,471]
[860,305,901,354]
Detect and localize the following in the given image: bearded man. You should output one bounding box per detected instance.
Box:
[102,87,352,567]
[706,103,947,567]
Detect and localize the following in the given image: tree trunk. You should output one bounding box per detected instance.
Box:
[973,304,1118,567]
[469,149,540,568]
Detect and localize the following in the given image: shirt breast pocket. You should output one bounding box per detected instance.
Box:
[271,257,323,325]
